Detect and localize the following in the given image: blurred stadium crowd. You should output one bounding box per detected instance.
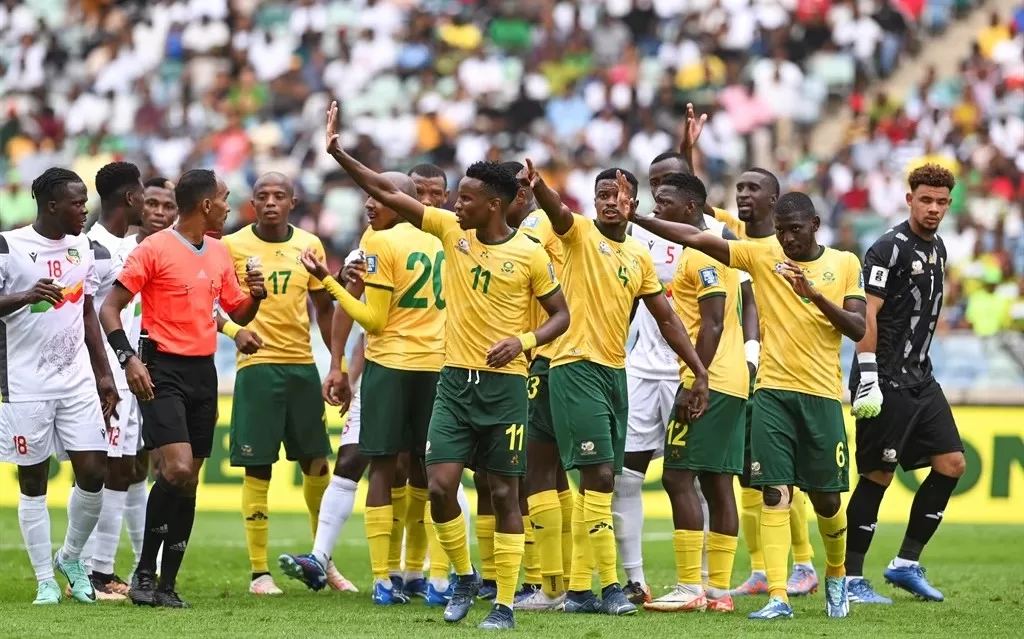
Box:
[0,0,1022,341]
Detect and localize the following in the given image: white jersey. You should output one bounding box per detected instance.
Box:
[626,215,749,381]
[87,223,142,389]
[0,226,100,402]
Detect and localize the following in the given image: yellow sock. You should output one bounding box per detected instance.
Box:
[558,489,574,578]
[583,490,617,589]
[388,485,408,573]
[365,505,394,582]
[476,514,496,580]
[816,509,848,578]
[493,532,525,607]
[404,486,429,574]
[424,502,450,580]
[242,476,270,574]
[301,471,330,538]
[434,511,473,576]
[568,491,593,592]
[707,532,739,591]
[523,514,542,584]
[761,507,792,602]
[528,490,565,597]
[740,487,764,572]
[790,489,814,565]
[672,529,704,585]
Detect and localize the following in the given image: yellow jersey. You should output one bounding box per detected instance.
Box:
[519,209,566,360]
[728,242,865,400]
[671,246,748,398]
[422,207,561,376]
[223,224,325,370]
[552,215,663,369]
[362,222,446,372]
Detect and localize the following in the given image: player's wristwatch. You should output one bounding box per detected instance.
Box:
[116,349,137,369]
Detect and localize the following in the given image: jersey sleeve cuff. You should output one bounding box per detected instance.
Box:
[638,284,665,299]
[844,294,867,302]
[536,283,561,300]
[363,282,394,291]
[697,291,727,302]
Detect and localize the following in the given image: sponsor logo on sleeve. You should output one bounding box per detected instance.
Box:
[698,267,719,287]
[366,255,378,274]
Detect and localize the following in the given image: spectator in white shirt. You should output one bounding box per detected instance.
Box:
[4,33,46,92]
[182,15,230,54]
[584,107,626,160]
[628,111,673,168]
[832,2,883,75]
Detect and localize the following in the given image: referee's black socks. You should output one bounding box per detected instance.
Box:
[160,492,198,590]
[845,476,888,576]
[139,476,181,573]
[899,470,958,562]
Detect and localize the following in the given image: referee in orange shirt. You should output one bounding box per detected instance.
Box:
[99,169,267,608]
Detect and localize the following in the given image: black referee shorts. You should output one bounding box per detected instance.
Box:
[139,351,219,458]
[854,380,962,474]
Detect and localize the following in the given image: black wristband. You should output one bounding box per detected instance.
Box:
[107,328,134,354]
[859,362,878,374]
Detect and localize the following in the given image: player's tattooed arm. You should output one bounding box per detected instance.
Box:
[519,158,575,235]
[324,101,425,227]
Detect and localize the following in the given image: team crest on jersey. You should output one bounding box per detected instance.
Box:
[522,215,539,229]
[928,250,936,264]
[480,249,490,259]
[502,261,514,274]
[456,238,470,254]
[66,248,81,266]
[822,271,835,283]
[366,255,378,274]
[598,241,612,256]
[773,262,786,275]
[698,267,719,287]
[911,260,924,275]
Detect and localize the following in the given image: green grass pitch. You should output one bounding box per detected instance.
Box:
[0,510,1021,637]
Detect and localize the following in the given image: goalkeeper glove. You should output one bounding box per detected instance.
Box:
[851,352,884,419]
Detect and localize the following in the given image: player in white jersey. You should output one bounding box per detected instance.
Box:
[0,168,120,605]
[76,163,146,600]
[615,152,761,603]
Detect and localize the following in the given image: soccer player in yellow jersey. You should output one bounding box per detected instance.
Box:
[523,162,709,616]
[714,168,820,598]
[295,172,451,608]
[217,173,338,595]
[629,191,867,620]
[323,101,570,630]
[637,172,747,614]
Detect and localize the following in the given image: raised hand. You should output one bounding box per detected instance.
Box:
[326,101,342,156]
[615,170,634,221]
[680,102,707,153]
[517,158,539,189]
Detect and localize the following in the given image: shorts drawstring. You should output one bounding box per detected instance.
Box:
[465,369,480,385]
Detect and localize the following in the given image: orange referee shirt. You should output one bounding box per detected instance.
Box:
[118,228,249,357]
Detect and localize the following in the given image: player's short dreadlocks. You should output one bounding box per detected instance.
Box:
[31,167,83,204]
[908,164,955,192]
[465,161,519,204]
[95,161,141,205]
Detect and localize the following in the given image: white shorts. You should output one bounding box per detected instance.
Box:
[625,375,676,458]
[340,386,361,448]
[106,389,141,458]
[0,391,108,465]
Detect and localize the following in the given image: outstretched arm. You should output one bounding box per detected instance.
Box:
[520,158,575,235]
[630,214,732,265]
[324,101,425,227]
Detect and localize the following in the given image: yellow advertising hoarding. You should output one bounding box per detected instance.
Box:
[1,401,1021,524]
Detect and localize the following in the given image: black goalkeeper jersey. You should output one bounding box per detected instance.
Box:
[849,221,946,391]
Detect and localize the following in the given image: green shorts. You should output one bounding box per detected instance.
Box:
[425,366,528,476]
[230,363,332,466]
[359,360,439,457]
[527,357,556,443]
[549,361,628,473]
[664,389,746,474]
[749,388,849,492]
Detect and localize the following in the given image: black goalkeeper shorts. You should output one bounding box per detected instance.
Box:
[854,379,962,474]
